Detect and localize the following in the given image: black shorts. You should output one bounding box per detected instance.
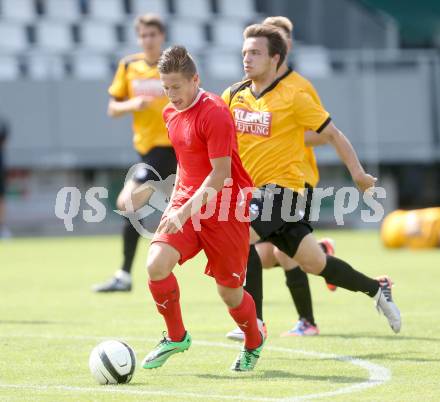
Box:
[250,184,313,258]
[304,182,314,223]
[133,146,177,185]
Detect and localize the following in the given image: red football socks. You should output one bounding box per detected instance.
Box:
[228,290,261,350]
[148,273,186,342]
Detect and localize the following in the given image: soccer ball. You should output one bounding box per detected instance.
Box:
[89,340,136,385]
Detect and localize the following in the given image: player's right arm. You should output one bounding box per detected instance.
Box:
[107,97,151,117]
[107,60,151,118]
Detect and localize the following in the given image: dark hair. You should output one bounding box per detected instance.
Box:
[135,13,166,34]
[262,16,294,37]
[243,24,287,69]
[158,46,197,78]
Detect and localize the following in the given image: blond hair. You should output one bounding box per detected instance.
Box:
[262,16,293,37]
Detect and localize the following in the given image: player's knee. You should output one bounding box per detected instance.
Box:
[116,197,124,211]
[116,194,129,212]
[146,243,178,281]
[297,252,326,274]
[146,253,173,281]
[273,247,291,267]
[218,288,233,307]
[249,228,260,245]
[256,243,276,268]
[217,286,242,308]
[146,259,161,280]
[117,183,142,212]
[272,247,282,261]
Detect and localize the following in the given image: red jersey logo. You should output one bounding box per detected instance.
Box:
[233,108,272,137]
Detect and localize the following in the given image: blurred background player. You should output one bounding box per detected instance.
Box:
[0,114,10,239]
[93,14,176,292]
[223,24,401,339]
[142,46,264,372]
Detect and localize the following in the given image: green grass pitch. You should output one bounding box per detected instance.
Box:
[1,230,440,401]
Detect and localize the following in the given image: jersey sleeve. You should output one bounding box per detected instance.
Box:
[108,61,129,99]
[201,105,234,159]
[304,80,323,107]
[221,88,231,106]
[292,89,331,133]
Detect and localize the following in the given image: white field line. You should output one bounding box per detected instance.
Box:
[0,333,391,401]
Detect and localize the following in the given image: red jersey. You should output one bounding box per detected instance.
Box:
[163,90,253,206]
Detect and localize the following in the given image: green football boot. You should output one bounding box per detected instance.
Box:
[142,331,192,369]
[231,334,265,372]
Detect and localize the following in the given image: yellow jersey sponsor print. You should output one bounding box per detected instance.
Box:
[222,70,330,191]
[108,53,170,155]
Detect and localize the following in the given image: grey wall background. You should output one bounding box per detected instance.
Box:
[2,50,440,169]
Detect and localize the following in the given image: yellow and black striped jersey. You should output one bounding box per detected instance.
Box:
[222,69,330,191]
[108,53,170,155]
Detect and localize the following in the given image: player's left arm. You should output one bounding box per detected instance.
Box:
[293,90,376,192]
[157,157,231,234]
[181,155,231,217]
[313,122,377,192]
[304,130,327,146]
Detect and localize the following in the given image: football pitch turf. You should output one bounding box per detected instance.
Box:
[1,230,439,401]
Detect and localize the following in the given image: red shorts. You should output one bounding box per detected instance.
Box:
[152,202,250,288]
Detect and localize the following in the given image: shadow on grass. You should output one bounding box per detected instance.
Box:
[195,370,363,383]
[266,349,436,363]
[354,351,438,363]
[317,333,440,343]
[0,320,61,325]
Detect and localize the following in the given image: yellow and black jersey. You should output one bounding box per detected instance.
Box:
[287,71,322,188]
[303,147,319,188]
[108,52,170,155]
[222,69,331,191]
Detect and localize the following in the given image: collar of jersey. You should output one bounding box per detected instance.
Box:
[176,88,205,113]
[250,68,292,99]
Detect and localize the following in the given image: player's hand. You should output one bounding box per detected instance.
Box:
[131,96,152,111]
[353,172,377,193]
[157,209,189,234]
